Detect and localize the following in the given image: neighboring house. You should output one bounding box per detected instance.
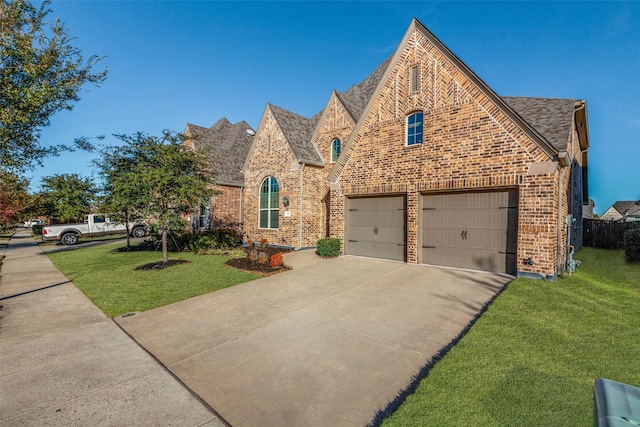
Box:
[188,18,591,280]
[600,201,640,222]
[583,198,595,219]
[183,118,254,229]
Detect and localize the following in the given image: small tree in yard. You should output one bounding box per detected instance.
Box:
[94,139,154,250]
[101,131,215,264]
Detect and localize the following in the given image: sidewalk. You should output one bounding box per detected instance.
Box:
[0,230,225,426]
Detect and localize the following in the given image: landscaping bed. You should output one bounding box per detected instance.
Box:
[225,246,292,274]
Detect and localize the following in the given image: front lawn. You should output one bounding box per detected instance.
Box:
[46,242,259,317]
[381,247,640,426]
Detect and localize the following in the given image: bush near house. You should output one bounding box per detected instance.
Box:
[316,237,341,257]
[624,228,640,262]
[189,229,239,254]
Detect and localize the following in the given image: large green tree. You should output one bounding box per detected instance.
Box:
[0,0,107,173]
[96,131,215,263]
[40,173,96,223]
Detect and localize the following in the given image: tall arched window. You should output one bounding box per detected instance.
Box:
[259,176,279,229]
[331,138,341,162]
[407,111,423,146]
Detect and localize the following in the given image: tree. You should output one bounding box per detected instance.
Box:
[0,170,30,229]
[40,173,96,223]
[94,140,153,250]
[97,131,216,263]
[0,0,107,173]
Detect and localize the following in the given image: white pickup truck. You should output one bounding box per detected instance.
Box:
[41,214,148,245]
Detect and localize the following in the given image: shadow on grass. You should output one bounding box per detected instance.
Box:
[367,280,512,427]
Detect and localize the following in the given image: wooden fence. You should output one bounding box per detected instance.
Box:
[583,219,640,249]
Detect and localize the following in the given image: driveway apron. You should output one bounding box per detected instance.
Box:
[117,250,512,426]
[0,230,223,426]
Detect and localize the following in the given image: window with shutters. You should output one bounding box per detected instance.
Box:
[259,176,279,229]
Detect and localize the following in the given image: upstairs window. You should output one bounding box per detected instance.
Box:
[259,176,279,229]
[407,111,423,146]
[331,138,341,162]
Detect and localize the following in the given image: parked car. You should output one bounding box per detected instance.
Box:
[23,219,44,228]
[41,214,149,245]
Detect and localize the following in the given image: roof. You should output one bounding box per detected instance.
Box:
[269,104,323,166]
[185,118,254,186]
[612,201,640,217]
[338,56,393,122]
[502,97,578,152]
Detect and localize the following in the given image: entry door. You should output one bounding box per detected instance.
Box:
[346,196,406,262]
[421,191,517,274]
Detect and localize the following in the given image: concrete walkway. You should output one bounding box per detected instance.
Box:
[117,250,512,426]
[0,230,224,426]
[1,229,512,426]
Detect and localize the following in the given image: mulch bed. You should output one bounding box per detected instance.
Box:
[113,240,293,274]
[225,246,293,275]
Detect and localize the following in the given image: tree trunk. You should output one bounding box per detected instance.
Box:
[125,223,131,250]
[162,228,168,264]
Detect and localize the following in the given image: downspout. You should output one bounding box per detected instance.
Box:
[556,156,569,278]
[239,185,243,229]
[298,163,306,249]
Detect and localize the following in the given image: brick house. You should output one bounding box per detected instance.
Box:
[191,18,590,280]
[183,118,253,230]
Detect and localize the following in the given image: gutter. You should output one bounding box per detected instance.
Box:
[298,163,306,249]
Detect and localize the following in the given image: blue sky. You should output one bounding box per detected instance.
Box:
[29,1,639,215]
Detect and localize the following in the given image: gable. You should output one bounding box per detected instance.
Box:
[329,19,564,184]
[243,106,299,174]
[310,91,357,166]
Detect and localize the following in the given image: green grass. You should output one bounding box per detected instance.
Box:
[382,247,640,426]
[47,242,259,317]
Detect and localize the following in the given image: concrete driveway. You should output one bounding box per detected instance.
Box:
[117,250,511,426]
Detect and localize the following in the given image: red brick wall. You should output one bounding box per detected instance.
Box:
[242,108,326,247]
[329,29,563,278]
[210,185,242,226]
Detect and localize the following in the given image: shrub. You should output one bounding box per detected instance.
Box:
[189,229,240,254]
[316,237,341,257]
[31,224,44,235]
[624,228,640,263]
[269,253,284,267]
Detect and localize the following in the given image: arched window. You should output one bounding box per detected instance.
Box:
[331,138,341,162]
[407,111,423,146]
[259,176,279,229]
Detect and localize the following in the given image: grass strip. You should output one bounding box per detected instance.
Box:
[382,247,640,426]
[47,242,259,317]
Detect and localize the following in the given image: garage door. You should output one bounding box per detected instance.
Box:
[346,196,406,261]
[421,191,517,274]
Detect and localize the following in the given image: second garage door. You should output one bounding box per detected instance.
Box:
[346,196,406,262]
[420,190,518,274]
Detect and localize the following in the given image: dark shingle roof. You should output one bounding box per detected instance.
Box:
[502,97,577,152]
[339,56,393,122]
[269,104,323,165]
[186,118,254,186]
[613,201,640,218]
